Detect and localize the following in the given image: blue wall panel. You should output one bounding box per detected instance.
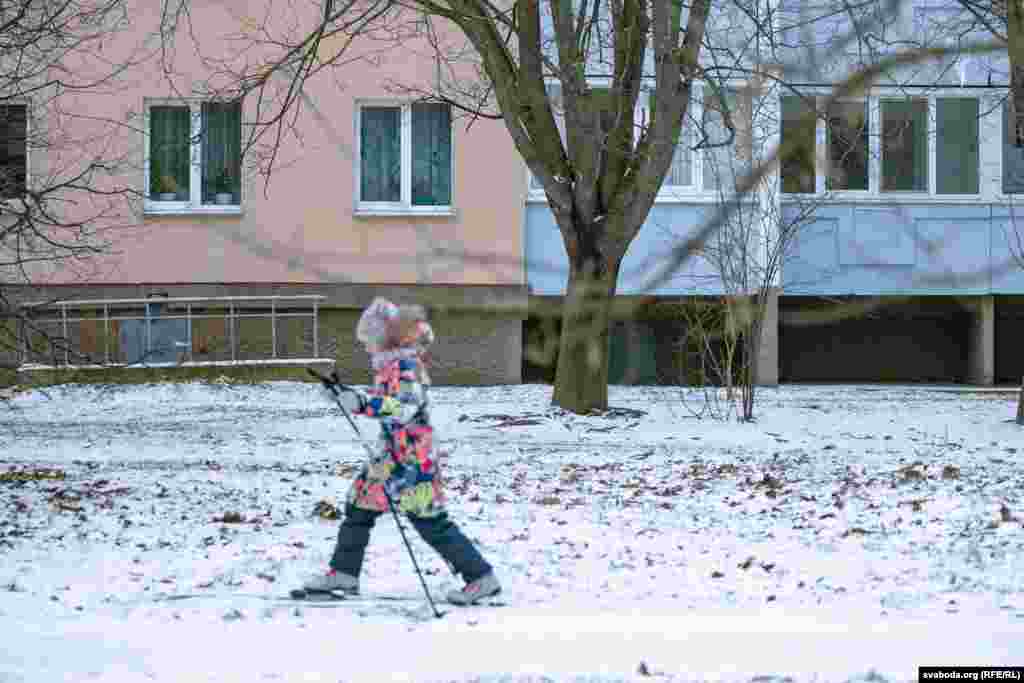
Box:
[525,203,727,296]
[526,200,1024,297]
[914,216,991,293]
[991,214,1024,293]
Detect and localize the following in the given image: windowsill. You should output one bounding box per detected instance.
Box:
[991,193,1024,203]
[353,206,456,217]
[526,191,758,205]
[779,193,988,204]
[144,201,243,216]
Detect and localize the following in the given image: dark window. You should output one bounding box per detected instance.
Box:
[936,98,979,195]
[781,96,816,193]
[0,105,27,199]
[881,99,928,192]
[826,101,868,191]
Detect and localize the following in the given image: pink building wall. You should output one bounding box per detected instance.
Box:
[27,1,525,289]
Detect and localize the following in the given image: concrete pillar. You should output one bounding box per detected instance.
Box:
[756,289,779,386]
[967,295,995,386]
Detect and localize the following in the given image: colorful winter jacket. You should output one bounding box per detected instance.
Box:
[346,356,444,517]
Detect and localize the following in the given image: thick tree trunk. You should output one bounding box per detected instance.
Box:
[552,252,622,414]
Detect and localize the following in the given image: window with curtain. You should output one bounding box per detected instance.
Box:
[826,101,869,191]
[149,106,192,201]
[411,103,451,205]
[0,104,27,200]
[702,87,752,192]
[780,96,816,194]
[360,106,401,202]
[201,101,242,205]
[881,99,928,192]
[358,101,453,210]
[936,98,979,195]
[147,99,243,209]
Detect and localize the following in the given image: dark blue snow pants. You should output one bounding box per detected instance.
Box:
[329,505,492,583]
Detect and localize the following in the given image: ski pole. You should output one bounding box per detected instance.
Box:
[308,368,445,619]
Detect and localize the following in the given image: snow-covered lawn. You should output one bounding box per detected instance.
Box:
[1,381,1022,682]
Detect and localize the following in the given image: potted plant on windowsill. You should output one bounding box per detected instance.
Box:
[150,159,180,201]
[157,175,179,201]
[213,166,235,205]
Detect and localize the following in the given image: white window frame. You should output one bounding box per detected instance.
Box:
[0,99,30,203]
[781,88,988,203]
[638,85,703,200]
[698,82,758,198]
[878,95,930,195]
[143,98,243,216]
[820,96,874,197]
[353,99,455,217]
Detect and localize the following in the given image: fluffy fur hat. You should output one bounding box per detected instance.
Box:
[356,297,434,350]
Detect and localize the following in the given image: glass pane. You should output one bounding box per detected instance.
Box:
[360,107,401,202]
[201,101,242,205]
[781,96,816,193]
[936,98,979,195]
[1003,101,1024,194]
[412,103,452,206]
[703,88,752,192]
[881,99,927,192]
[650,91,692,187]
[826,101,868,191]
[0,105,27,199]
[149,106,191,201]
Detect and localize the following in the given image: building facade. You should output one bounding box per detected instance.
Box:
[4,0,1023,386]
[523,1,1024,386]
[1,1,527,384]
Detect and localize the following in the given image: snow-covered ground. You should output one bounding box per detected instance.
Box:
[1,381,1022,683]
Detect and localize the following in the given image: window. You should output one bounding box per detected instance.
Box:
[358,102,452,213]
[936,98,979,194]
[0,104,27,200]
[1003,100,1024,194]
[146,99,242,211]
[782,91,982,197]
[780,96,816,194]
[881,98,928,192]
[525,81,757,201]
[645,91,693,188]
[702,87,753,192]
[826,101,869,191]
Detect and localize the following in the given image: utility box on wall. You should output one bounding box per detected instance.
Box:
[118,298,190,364]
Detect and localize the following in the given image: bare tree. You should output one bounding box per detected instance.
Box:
[151,0,725,413]
[135,0,1003,417]
[0,0,151,368]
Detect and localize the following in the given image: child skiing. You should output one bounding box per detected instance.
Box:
[303,297,501,606]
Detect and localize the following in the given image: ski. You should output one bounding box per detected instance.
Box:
[287,588,506,607]
[160,590,419,604]
[157,590,506,613]
[287,588,411,602]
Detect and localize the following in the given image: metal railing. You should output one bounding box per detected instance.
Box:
[18,295,330,368]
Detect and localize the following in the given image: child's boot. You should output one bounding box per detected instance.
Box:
[302,568,359,595]
[446,572,501,606]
